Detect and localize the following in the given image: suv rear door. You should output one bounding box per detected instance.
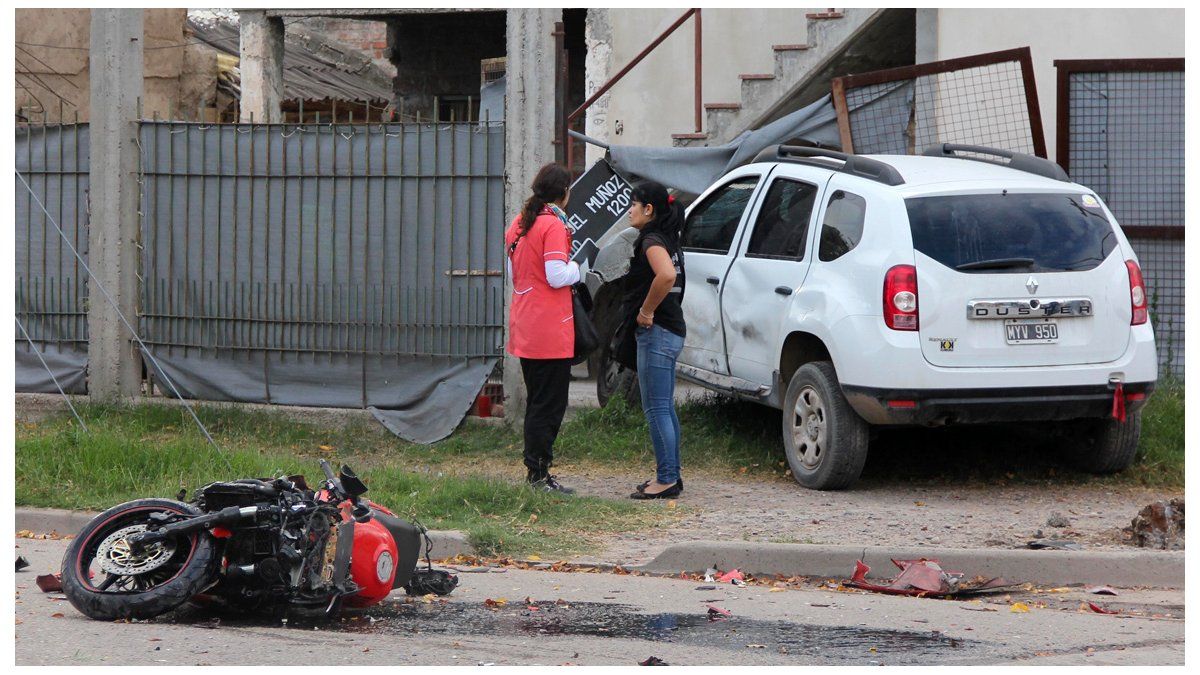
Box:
[678,172,762,375]
[721,166,827,385]
[906,190,1131,367]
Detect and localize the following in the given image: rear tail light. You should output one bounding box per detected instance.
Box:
[883,265,919,331]
[1125,260,1148,325]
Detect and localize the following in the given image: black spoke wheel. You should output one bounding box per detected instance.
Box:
[62,499,218,621]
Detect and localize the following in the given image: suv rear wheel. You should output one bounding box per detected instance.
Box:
[1060,412,1141,474]
[782,362,870,490]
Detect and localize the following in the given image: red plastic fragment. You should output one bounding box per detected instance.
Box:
[210,526,233,539]
[1087,602,1119,615]
[36,573,63,593]
[716,569,744,583]
[1112,382,1126,422]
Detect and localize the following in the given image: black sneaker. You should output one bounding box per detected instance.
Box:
[530,475,575,495]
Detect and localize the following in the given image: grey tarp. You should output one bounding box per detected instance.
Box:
[15,343,87,395]
[148,351,496,444]
[608,95,842,195]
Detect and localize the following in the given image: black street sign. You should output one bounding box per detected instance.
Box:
[565,159,634,266]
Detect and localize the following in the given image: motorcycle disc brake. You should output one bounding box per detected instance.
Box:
[95,524,178,576]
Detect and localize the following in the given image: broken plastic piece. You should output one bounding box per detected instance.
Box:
[847,558,1016,597]
[1086,602,1119,615]
[16,556,30,572]
[35,573,63,593]
[639,656,669,666]
[707,604,732,621]
[716,568,744,583]
[1086,585,1119,596]
[1026,539,1083,551]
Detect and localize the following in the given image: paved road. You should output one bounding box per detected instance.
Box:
[15,537,1183,666]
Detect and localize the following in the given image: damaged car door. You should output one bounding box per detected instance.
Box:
[720,167,827,386]
[678,172,762,375]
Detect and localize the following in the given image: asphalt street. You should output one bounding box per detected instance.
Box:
[15,537,1184,666]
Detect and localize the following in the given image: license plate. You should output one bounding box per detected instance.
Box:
[1005,319,1058,344]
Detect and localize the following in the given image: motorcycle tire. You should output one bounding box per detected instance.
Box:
[62,498,219,621]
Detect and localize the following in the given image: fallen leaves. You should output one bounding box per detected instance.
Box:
[1009,602,1031,613]
[483,597,508,609]
[50,613,64,618]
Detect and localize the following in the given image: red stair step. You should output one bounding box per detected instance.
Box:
[704,103,742,110]
[739,73,775,81]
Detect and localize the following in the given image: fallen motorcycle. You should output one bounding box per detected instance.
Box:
[62,460,456,621]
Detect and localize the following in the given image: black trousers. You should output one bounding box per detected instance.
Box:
[520,357,573,480]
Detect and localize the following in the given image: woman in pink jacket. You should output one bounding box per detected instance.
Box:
[504,163,579,494]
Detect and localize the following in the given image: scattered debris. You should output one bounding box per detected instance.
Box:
[1026,539,1083,551]
[639,656,669,666]
[703,567,718,583]
[746,644,766,649]
[483,598,508,609]
[51,612,65,618]
[1085,602,1119,615]
[194,618,221,629]
[16,556,30,572]
[847,559,1017,598]
[1046,512,1071,528]
[35,574,63,593]
[707,604,732,621]
[1009,602,1031,613]
[716,569,744,584]
[1086,586,1119,596]
[694,585,717,591]
[960,606,998,612]
[1124,498,1184,550]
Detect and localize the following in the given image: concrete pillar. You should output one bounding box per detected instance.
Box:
[238,10,284,123]
[583,9,614,166]
[88,8,144,399]
[503,8,562,424]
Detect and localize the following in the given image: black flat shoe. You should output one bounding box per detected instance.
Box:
[637,477,682,493]
[630,482,681,500]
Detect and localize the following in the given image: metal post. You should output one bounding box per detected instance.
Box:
[88,8,144,399]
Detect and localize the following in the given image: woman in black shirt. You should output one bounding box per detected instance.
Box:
[625,181,687,499]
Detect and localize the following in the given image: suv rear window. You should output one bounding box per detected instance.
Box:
[905,193,1118,273]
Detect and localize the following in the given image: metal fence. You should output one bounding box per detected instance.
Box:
[1056,59,1184,377]
[14,120,90,393]
[136,119,507,406]
[832,48,1047,157]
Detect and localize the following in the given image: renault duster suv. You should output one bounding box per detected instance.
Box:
[590,144,1157,490]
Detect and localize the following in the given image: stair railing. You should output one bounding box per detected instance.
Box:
[563,8,701,174]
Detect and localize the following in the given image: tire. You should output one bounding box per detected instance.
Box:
[596,324,641,409]
[781,361,870,490]
[62,499,219,621]
[1060,412,1142,474]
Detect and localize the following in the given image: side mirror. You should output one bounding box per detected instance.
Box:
[338,464,368,497]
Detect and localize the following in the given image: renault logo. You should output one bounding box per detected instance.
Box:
[1026,276,1039,295]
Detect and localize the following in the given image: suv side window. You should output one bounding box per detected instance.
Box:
[818,190,867,262]
[682,177,759,254]
[745,178,819,260]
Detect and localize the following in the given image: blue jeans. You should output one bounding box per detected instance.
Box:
[636,324,685,484]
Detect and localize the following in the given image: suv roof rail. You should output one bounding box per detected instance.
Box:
[752,144,906,186]
[922,143,1071,182]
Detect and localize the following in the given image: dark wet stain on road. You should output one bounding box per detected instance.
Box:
[176,600,981,663]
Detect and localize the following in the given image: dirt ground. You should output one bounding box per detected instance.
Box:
[547,467,1182,566]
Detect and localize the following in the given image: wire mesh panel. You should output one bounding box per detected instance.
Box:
[14,121,90,393]
[833,48,1046,157]
[137,120,507,407]
[1057,59,1184,378]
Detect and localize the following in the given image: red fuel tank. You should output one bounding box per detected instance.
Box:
[339,502,399,607]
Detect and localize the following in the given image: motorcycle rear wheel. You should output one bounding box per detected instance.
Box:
[62,498,218,621]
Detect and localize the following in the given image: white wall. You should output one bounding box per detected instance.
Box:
[593,9,818,148]
[926,8,1185,162]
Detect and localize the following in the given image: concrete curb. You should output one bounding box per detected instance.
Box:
[638,541,1184,589]
[15,508,473,560]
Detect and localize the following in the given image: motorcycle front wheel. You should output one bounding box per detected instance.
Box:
[62,498,218,621]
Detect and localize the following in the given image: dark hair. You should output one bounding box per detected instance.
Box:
[519,163,572,237]
[632,180,684,248]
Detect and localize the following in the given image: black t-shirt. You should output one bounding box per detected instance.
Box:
[623,231,686,338]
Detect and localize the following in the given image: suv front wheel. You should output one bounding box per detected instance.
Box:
[782,362,870,490]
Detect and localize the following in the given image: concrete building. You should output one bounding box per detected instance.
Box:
[14,8,216,122]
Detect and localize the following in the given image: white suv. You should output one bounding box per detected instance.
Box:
[588,144,1158,490]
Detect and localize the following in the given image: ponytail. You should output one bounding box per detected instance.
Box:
[516,163,572,241]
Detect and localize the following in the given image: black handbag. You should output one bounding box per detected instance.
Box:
[571,283,600,365]
[610,304,639,371]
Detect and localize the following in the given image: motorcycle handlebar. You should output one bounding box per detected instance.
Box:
[319,459,338,484]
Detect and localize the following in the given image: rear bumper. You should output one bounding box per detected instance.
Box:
[842,382,1155,426]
